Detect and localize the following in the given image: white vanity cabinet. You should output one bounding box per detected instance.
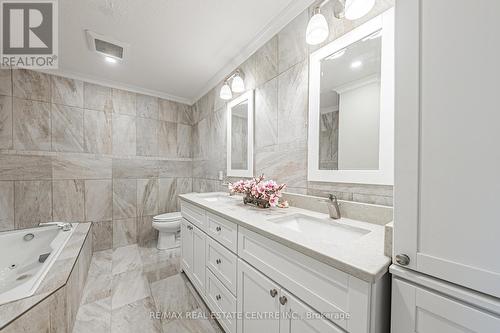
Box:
[180,218,207,294]
[180,219,193,274]
[237,259,281,333]
[180,199,390,333]
[237,259,343,333]
[192,225,207,293]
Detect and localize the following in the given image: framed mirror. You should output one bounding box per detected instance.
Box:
[308,9,394,185]
[227,90,254,177]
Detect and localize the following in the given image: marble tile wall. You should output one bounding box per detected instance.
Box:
[192,0,395,206]
[0,69,194,250]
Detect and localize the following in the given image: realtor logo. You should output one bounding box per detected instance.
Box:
[0,0,58,68]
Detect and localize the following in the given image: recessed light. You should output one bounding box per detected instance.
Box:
[351,60,362,69]
[105,56,117,64]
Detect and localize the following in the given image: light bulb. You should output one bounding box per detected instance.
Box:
[344,0,375,20]
[220,82,232,100]
[105,56,117,64]
[231,73,245,93]
[306,9,329,45]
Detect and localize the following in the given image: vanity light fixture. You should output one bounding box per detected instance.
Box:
[306,0,376,45]
[344,0,375,20]
[231,71,245,93]
[219,69,246,100]
[220,81,233,100]
[306,6,329,45]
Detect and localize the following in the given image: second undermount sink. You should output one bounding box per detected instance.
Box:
[198,192,237,202]
[267,213,370,244]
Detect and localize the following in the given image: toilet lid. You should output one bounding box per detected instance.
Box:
[153,212,182,222]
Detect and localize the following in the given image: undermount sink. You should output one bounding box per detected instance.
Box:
[198,193,237,202]
[267,213,370,244]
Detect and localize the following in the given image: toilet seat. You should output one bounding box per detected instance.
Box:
[153,212,182,222]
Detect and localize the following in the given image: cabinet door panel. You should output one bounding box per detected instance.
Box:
[191,225,206,293]
[391,277,500,333]
[280,291,344,333]
[394,0,500,297]
[181,219,193,275]
[237,259,280,333]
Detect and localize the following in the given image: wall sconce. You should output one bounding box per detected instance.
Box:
[219,69,246,100]
[306,0,375,45]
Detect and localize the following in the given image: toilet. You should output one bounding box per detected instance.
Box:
[152,212,182,250]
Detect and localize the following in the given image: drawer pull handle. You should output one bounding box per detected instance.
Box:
[279,295,287,305]
[269,289,277,298]
[216,294,221,301]
[216,226,222,232]
[216,259,222,264]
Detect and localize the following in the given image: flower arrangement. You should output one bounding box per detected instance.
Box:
[228,175,288,208]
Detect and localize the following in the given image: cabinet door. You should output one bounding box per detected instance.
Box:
[180,219,193,275]
[394,0,500,297]
[391,277,500,333]
[191,225,206,294]
[280,291,344,333]
[237,259,280,333]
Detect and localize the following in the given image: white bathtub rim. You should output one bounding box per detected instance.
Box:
[0,223,76,306]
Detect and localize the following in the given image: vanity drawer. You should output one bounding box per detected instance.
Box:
[206,237,237,295]
[206,269,237,333]
[181,202,206,230]
[238,226,371,332]
[206,212,237,253]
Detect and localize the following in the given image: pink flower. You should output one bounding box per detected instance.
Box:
[269,194,279,207]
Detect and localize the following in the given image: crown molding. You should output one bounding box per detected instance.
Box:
[35,68,193,105]
[191,0,316,103]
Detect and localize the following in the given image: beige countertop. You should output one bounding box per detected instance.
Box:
[179,192,391,283]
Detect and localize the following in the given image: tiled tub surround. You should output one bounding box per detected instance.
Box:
[0,69,194,250]
[0,223,92,332]
[191,0,395,206]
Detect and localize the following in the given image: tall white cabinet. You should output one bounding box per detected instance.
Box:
[392,0,500,331]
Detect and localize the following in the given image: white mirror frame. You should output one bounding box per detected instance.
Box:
[227,90,254,177]
[307,8,394,185]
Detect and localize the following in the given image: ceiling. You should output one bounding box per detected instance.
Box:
[52,0,314,104]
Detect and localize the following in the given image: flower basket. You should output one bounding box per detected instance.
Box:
[243,194,271,208]
[228,175,287,209]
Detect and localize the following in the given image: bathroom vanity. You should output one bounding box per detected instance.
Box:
[179,192,391,333]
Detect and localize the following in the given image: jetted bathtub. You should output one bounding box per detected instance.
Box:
[0,223,75,305]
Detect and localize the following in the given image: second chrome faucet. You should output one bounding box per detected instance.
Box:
[327,194,341,219]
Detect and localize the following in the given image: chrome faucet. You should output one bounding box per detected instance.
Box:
[39,222,73,231]
[327,194,341,219]
[221,175,235,195]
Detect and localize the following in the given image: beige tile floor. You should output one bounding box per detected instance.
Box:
[72,242,224,333]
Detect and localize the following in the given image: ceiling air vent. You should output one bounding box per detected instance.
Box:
[86,30,129,62]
